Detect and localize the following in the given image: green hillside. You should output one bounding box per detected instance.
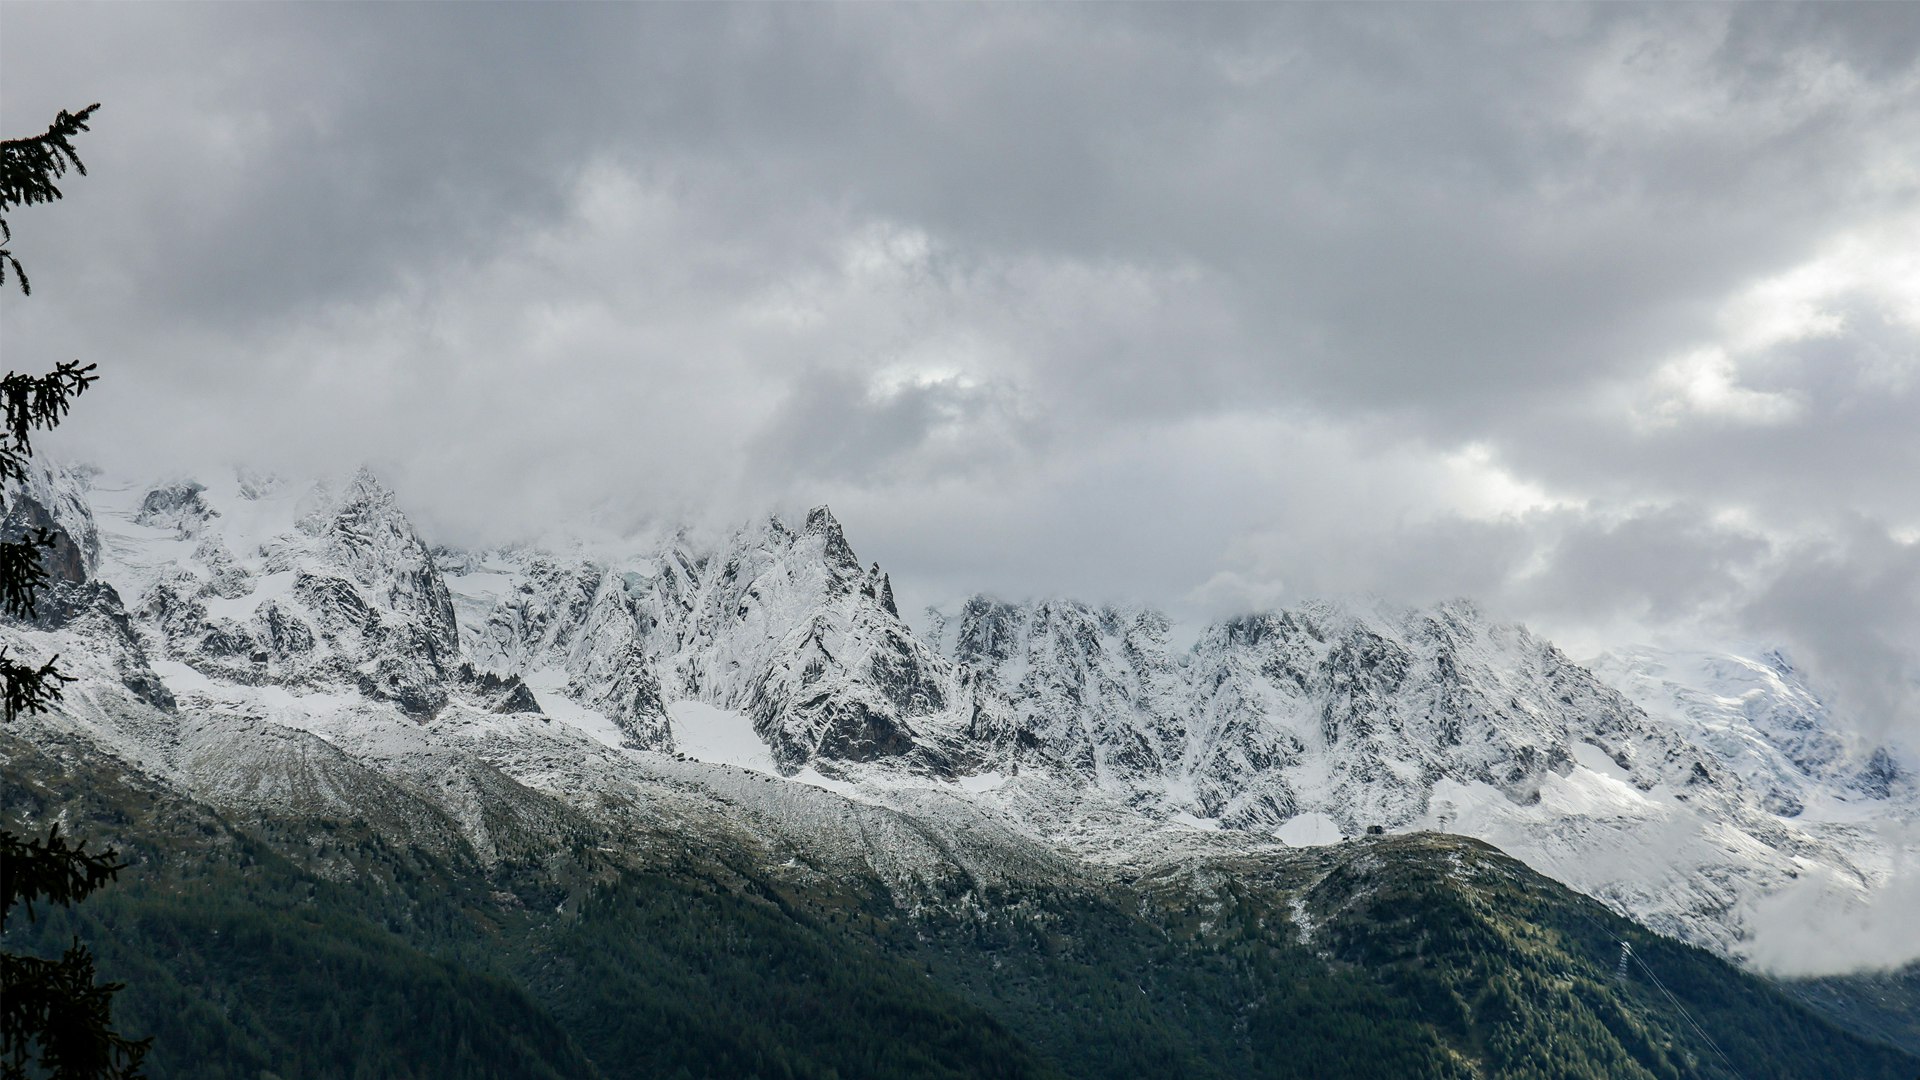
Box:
[5,736,1914,1080]
[1781,962,1920,1059]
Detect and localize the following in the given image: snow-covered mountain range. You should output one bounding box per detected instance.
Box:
[4,462,1914,973]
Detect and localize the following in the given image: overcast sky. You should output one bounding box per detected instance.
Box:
[4,3,1917,739]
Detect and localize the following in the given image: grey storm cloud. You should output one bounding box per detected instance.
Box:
[1520,507,1773,625]
[3,3,1917,742]
[750,367,1036,486]
[1741,521,1920,744]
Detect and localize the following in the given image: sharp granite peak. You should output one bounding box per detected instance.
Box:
[448,494,1011,775]
[4,460,1916,973]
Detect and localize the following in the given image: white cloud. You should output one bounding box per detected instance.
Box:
[1636,348,1803,429]
[1741,820,1920,976]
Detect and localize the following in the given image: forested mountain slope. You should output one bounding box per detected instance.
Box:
[5,731,1912,1080]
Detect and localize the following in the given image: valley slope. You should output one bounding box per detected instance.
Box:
[3,462,1915,1075]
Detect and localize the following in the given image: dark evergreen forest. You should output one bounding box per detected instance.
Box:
[5,734,1913,1080]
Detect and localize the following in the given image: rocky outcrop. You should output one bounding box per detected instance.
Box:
[134,481,217,536]
[2,461,99,591]
[2,464,173,710]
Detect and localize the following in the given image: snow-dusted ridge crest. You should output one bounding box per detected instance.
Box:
[3,460,1916,975]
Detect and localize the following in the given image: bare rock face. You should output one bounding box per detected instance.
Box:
[2,464,173,710]
[454,663,543,715]
[2,461,99,590]
[134,481,217,536]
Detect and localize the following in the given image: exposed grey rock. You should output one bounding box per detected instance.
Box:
[2,463,97,588]
[135,481,217,536]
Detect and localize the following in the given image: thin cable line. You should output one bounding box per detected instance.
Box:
[1630,950,1744,1080]
[1563,902,1745,1080]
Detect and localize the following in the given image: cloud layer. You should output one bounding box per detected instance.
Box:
[4,4,1917,740]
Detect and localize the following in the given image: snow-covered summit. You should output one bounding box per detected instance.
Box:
[88,465,463,716]
[927,593,1747,832]
[1591,644,1915,815]
[447,498,1014,774]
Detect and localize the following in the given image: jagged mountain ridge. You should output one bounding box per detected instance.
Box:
[918,591,1916,962]
[925,595,1742,832]
[4,460,1914,970]
[129,471,461,716]
[445,505,1015,774]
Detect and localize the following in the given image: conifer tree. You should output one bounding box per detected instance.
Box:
[0,102,150,1080]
